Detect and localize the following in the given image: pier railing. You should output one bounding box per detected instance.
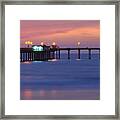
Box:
[20,48,100,62]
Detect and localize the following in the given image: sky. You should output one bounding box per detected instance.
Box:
[20,20,100,48]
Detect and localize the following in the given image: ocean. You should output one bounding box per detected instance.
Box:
[20,52,100,100]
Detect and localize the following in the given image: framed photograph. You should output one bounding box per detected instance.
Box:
[0,0,119,119]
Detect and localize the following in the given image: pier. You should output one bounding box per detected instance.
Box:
[20,47,100,62]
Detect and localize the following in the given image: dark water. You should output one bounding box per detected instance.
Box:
[20,52,100,100]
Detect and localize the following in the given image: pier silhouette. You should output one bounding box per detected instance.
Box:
[20,47,100,62]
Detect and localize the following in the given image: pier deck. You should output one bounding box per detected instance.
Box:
[20,47,100,62]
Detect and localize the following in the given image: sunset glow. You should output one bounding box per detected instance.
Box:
[20,20,100,48]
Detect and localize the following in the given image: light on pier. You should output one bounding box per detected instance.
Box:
[41,42,44,46]
[77,42,80,47]
[52,42,56,46]
[25,41,32,48]
[30,42,33,45]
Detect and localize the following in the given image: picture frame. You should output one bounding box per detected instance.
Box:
[0,0,119,119]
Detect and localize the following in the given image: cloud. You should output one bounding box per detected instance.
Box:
[20,20,100,47]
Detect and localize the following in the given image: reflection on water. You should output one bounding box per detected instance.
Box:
[21,89,99,100]
[20,53,100,100]
[23,89,32,99]
[48,59,58,62]
[22,61,32,64]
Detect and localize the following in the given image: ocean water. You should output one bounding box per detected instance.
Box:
[20,52,100,100]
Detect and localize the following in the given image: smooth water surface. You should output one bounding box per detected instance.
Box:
[20,53,100,100]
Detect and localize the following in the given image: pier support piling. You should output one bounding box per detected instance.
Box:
[58,50,60,59]
[99,50,100,59]
[88,49,91,59]
[56,50,58,59]
[68,49,70,59]
[78,49,80,59]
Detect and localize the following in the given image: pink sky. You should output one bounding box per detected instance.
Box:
[20,20,100,48]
